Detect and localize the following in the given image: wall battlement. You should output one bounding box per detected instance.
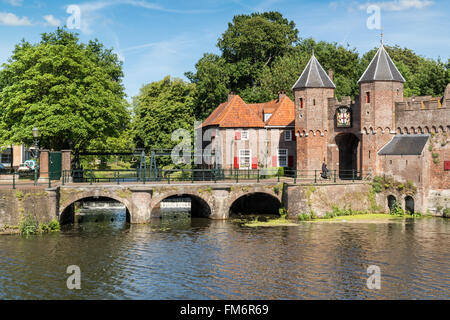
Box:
[395,95,449,130]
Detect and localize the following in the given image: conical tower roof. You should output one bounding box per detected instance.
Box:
[358,44,405,83]
[292,54,336,90]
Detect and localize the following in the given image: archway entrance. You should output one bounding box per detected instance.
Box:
[151,194,211,218]
[405,196,415,214]
[230,193,281,216]
[388,195,397,212]
[60,197,131,226]
[335,133,359,179]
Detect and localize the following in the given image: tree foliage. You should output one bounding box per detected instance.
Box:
[0,28,129,152]
[133,76,196,166]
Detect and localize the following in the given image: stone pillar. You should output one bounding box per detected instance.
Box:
[46,187,59,219]
[61,150,72,182]
[130,189,152,224]
[39,150,49,182]
[210,189,230,220]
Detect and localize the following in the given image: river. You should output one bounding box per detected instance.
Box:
[0,207,449,300]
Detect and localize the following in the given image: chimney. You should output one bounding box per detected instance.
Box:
[278,90,286,101]
[328,69,334,81]
[228,92,236,102]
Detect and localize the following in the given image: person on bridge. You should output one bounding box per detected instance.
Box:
[321,160,330,179]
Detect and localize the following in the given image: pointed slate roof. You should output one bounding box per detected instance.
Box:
[358,44,405,83]
[292,54,336,90]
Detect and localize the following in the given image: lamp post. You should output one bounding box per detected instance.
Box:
[32,126,39,185]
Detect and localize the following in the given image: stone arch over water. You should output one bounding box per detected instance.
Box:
[229,192,282,215]
[150,193,212,218]
[60,196,131,225]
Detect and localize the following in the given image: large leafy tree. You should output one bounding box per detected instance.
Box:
[186,12,299,118]
[133,76,196,166]
[0,28,129,152]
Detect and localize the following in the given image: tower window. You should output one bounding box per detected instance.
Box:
[366,92,371,103]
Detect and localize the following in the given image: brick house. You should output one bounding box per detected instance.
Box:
[200,92,296,170]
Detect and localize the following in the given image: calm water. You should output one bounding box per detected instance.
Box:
[0,208,449,300]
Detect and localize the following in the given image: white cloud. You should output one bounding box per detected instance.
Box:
[329,2,339,10]
[0,12,32,26]
[358,0,434,11]
[43,15,61,27]
[4,0,23,6]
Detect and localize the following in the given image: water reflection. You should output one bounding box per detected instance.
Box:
[0,208,448,300]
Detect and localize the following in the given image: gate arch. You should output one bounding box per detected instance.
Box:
[230,192,282,215]
[335,133,360,179]
[150,193,212,218]
[60,195,132,225]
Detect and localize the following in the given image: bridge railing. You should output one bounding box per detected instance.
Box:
[0,171,58,189]
[60,168,370,185]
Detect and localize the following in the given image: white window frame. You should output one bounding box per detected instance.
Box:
[239,149,251,170]
[285,130,292,142]
[278,149,288,168]
[241,130,249,141]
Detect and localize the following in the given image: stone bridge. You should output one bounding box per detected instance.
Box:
[58,182,286,224]
[1,181,406,229]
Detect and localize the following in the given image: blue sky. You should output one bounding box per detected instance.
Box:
[1,0,449,99]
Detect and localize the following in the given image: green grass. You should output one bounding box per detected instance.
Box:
[236,212,430,228]
[244,216,299,227]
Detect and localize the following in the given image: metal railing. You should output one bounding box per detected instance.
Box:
[60,168,367,186]
[0,168,369,189]
[0,170,56,189]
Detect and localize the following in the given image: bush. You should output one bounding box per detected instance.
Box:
[48,219,60,232]
[298,213,311,221]
[390,201,405,216]
[444,208,450,218]
[20,214,38,236]
[279,207,288,218]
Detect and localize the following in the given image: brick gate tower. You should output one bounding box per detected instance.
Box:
[293,53,336,171]
[358,43,405,174]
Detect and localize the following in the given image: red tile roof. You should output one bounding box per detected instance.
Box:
[202,95,295,128]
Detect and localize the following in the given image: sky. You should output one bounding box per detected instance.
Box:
[0,0,449,99]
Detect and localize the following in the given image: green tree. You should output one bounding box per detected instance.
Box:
[0,28,129,152]
[258,39,360,100]
[133,76,196,167]
[187,11,299,118]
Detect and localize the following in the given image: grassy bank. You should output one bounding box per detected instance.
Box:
[238,212,432,227]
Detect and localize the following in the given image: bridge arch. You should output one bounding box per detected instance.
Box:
[60,194,132,225]
[229,192,282,215]
[150,192,212,218]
